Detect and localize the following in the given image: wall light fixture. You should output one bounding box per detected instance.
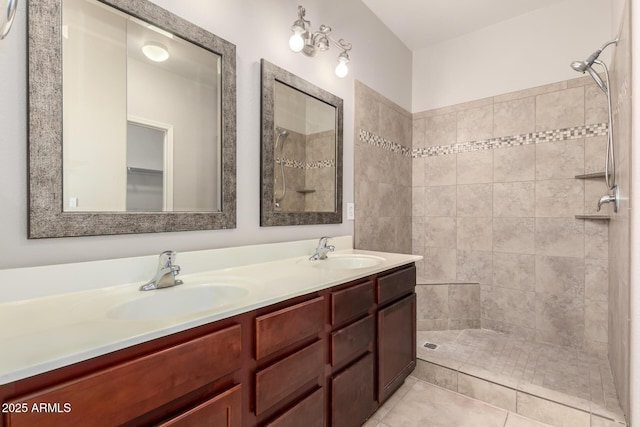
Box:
[288,5,352,78]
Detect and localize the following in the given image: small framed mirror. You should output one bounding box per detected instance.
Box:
[260,59,343,226]
[28,0,236,238]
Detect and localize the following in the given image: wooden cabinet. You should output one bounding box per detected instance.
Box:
[1,263,417,427]
[377,293,417,403]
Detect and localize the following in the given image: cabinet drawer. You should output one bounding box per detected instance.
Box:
[255,340,324,415]
[331,280,374,326]
[265,388,324,427]
[156,384,242,427]
[331,353,376,427]
[331,314,374,366]
[377,265,416,305]
[256,296,324,360]
[4,325,242,427]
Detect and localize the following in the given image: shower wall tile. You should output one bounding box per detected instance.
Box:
[493,252,535,292]
[416,284,448,321]
[493,182,535,217]
[457,217,492,251]
[456,105,493,143]
[493,145,535,183]
[535,218,584,258]
[457,150,493,184]
[424,217,457,249]
[457,184,492,217]
[535,139,585,180]
[425,155,457,186]
[585,84,608,125]
[534,179,584,217]
[493,97,535,138]
[448,284,481,320]
[426,113,457,147]
[493,217,535,254]
[535,87,585,131]
[410,75,611,351]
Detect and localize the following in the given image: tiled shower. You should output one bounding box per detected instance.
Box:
[354,3,632,423]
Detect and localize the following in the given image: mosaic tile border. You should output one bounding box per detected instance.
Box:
[414,122,608,158]
[275,158,336,169]
[358,123,608,159]
[358,129,413,157]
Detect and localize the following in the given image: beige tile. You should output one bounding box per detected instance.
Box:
[448,284,480,320]
[425,154,456,186]
[381,380,508,427]
[584,136,607,174]
[412,117,426,148]
[535,218,584,258]
[416,284,449,320]
[535,178,584,218]
[493,252,535,292]
[412,157,425,187]
[355,82,381,134]
[494,81,567,103]
[426,113,456,147]
[516,392,590,427]
[535,139,585,180]
[517,382,592,412]
[428,96,494,117]
[411,186,424,217]
[584,220,609,259]
[370,376,418,421]
[424,185,456,217]
[590,415,627,427]
[457,183,493,217]
[585,84,608,125]
[535,256,585,297]
[457,150,493,184]
[457,217,492,251]
[493,217,535,254]
[424,217,457,249]
[535,294,585,348]
[481,285,536,328]
[535,87,585,131]
[458,362,521,389]
[423,248,457,282]
[504,412,553,427]
[493,182,535,217]
[417,318,449,331]
[457,105,493,143]
[585,258,609,302]
[493,97,535,138]
[494,145,535,182]
[585,299,608,343]
[457,373,516,411]
[412,360,458,391]
[457,250,493,284]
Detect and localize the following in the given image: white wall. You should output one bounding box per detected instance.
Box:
[412,0,614,112]
[0,0,411,268]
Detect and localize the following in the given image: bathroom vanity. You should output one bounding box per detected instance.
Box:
[0,239,418,427]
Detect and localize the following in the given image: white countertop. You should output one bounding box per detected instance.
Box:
[0,237,420,385]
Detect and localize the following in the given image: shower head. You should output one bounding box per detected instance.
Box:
[570,39,618,94]
[276,127,289,136]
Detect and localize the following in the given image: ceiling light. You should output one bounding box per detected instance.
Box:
[142,41,169,62]
[288,5,353,78]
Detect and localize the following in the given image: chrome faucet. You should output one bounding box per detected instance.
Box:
[309,237,335,261]
[140,250,184,291]
[597,185,619,213]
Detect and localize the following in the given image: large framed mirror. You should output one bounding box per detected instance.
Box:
[28,0,236,238]
[260,59,343,226]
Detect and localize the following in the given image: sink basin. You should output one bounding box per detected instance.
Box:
[311,254,385,270]
[108,283,249,320]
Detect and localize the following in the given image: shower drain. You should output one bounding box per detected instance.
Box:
[423,342,438,350]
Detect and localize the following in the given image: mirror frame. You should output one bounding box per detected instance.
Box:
[28,0,237,238]
[260,59,343,226]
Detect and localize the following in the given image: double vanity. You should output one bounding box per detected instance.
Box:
[0,237,420,426]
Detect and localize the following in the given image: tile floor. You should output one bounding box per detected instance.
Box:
[403,329,627,426]
[364,376,553,427]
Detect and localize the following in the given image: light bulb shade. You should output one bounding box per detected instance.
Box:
[335,55,349,78]
[289,32,304,52]
[142,41,169,62]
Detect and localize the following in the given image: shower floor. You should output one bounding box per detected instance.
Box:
[414,329,626,426]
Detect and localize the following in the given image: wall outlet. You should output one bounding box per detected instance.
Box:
[347,203,355,220]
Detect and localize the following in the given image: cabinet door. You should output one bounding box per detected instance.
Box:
[330,353,375,427]
[265,388,324,427]
[377,293,416,403]
[156,384,242,427]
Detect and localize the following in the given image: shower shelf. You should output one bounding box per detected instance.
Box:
[575,215,610,220]
[575,172,606,179]
[296,189,316,194]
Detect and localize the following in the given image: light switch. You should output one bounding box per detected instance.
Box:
[347,203,355,220]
